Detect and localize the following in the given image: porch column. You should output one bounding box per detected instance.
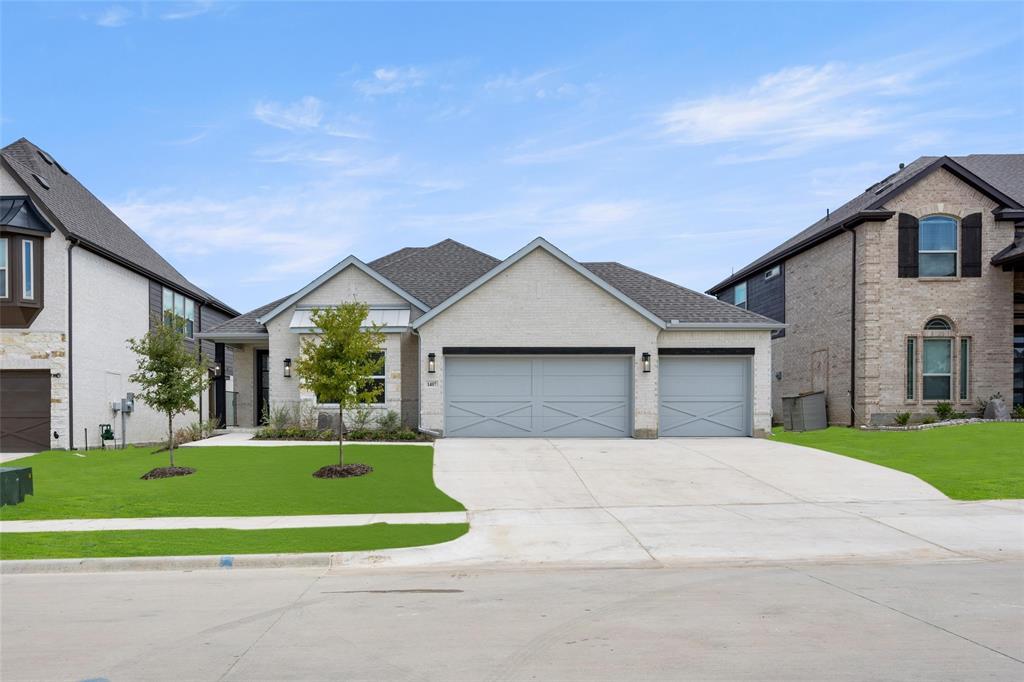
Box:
[214,342,227,428]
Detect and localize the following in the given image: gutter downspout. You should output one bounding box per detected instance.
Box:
[845,226,857,427]
[67,239,76,449]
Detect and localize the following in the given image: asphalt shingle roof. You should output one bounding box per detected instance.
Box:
[202,296,289,336]
[369,238,501,307]
[583,261,780,325]
[2,138,237,315]
[708,154,1024,293]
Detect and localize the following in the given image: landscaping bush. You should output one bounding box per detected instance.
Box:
[1014,404,1024,420]
[922,416,936,424]
[253,426,336,440]
[376,410,402,431]
[934,402,955,421]
[893,412,911,426]
[348,428,433,442]
[977,392,1002,414]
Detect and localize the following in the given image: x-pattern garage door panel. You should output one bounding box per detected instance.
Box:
[659,357,750,437]
[445,356,631,437]
[0,370,51,453]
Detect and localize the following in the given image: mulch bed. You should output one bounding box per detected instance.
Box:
[140,466,197,480]
[312,463,374,479]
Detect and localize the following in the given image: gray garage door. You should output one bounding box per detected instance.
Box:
[659,356,751,437]
[445,356,631,437]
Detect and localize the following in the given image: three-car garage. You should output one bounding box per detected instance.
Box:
[440,349,753,438]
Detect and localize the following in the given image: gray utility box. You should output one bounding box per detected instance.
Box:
[781,391,828,432]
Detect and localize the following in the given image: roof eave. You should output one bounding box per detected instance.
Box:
[706,210,894,295]
[194,331,269,343]
[258,256,430,325]
[665,321,787,331]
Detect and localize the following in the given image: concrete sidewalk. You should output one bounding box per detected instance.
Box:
[0,511,468,533]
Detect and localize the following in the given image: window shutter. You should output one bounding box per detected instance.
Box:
[960,212,982,277]
[898,213,919,278]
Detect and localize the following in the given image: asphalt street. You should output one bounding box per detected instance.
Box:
[2,559,1022,681]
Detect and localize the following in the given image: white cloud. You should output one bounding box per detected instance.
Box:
[504,132,625,165]
[354,67,426,95]
[657,56,961,161]
[252,96,324,131]
[160,1,218,21]
[95,5,131,28]
[484,68,593,102]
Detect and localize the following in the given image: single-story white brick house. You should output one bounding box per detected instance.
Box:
[199,238,784,438]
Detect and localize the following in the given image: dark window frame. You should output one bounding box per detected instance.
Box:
[0,229,44,328]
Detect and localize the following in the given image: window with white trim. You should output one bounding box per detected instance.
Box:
[919,216,958,277]
[161,286,196,339]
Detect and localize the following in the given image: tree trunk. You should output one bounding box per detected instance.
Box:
[167,413,175,468]
[338,405,345,466]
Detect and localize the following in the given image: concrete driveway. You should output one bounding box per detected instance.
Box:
[332,438,1023,570]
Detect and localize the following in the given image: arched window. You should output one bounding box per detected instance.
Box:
[924,317,952,331]
[919,216,958,277]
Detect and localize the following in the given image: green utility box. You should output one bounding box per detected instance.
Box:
[0,466,34,506]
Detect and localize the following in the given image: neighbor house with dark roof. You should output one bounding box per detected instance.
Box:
[707,154,1024,426]
[200,237,783,438]
[0,138,238,453]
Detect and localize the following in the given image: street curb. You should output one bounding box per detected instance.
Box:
[0,551,337,574]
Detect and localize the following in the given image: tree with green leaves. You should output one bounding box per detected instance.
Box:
[294,303,385,469]
[128,313,209,470]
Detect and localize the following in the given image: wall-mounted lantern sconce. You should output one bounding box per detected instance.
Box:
[642,352,652,373]
[427,353,436,373]
[212,363,222,378]
[283,358,292,378]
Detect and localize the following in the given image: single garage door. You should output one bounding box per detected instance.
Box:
[0,370,51,452]
[445,356,631,437]
[659,356,750,437]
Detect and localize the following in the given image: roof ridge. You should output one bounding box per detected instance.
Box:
[432,237,501,263]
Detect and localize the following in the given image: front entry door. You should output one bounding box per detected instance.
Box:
[255,350,270,425]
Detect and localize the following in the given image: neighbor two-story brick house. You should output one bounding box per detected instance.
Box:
[708,155,1024,426]
[0,138,238,453]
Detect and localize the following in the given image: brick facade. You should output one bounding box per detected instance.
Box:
[760,167,1017,426]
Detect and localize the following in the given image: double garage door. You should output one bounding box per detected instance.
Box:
[445,356,632,437]
[443,353,751,438]
[0,370,51,453]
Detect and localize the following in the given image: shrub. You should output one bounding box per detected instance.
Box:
[1014,404,1024,420]
[893,412,911,426]
[977,392,1002,414]
[348,428,432,442]
[253,426,336,441]
[264,403,299,430]
[922,416,936,425]
[376,410,402,431]
[348,406,376,431]
[933,402,955,421]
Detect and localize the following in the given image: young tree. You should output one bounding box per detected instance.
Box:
[128,313,209,470]
[293,303,385,468]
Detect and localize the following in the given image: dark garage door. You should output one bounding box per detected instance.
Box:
[659,356,751,437]
[445,356,631,437]
[0,370,51,452]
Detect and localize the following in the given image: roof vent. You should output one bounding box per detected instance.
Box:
[899,162,905,170]
[37,150,55,165]
[54,161,68,175]
[873,182,892,195]
[31,172,50,190]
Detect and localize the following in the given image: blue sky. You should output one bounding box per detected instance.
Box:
[3,1,1022,312]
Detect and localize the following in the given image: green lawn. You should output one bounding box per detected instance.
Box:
[0,445,464,520]
[771,423,1024,500]
[0,523,469,560]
